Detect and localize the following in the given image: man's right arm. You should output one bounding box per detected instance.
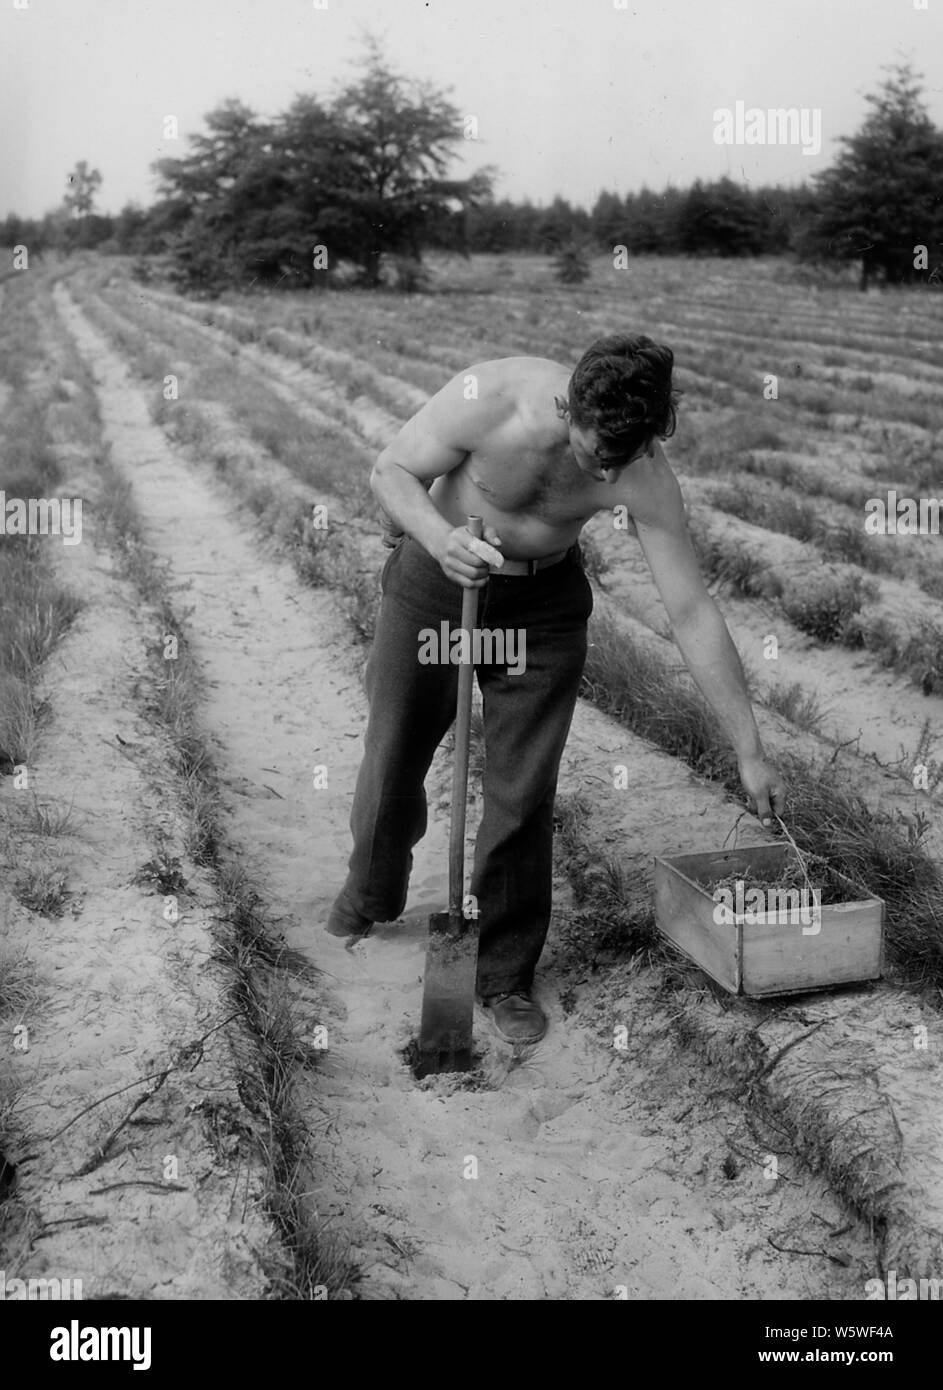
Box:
[370,371,505,586]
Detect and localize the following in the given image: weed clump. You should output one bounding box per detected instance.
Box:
[778,570,877,644]
[553,242,592,285]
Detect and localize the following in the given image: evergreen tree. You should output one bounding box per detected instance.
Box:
[804,61,943,288]
[677,177,765,256]
[152,44,492,292]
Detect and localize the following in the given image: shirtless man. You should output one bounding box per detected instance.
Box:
[326,335,784,1043]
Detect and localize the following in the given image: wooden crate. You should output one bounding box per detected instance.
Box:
[653,843,884,997]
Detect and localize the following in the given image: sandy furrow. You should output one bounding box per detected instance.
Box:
[2,313,274,1298]
[129,283,418,449]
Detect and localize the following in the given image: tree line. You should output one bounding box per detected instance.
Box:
[464,181,817,258]
[4,56,942,293]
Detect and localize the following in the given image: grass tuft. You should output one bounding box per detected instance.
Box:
[13,863,69,917]
[215,863,354,1298]
[761,680,826,733]
[582,607,737,782]
[778,570,877,645]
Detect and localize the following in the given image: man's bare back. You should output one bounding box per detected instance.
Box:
[377,355,683,562]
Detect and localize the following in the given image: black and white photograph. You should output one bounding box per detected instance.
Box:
[1,0,942,1346]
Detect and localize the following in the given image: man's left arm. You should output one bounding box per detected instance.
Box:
[631,465,785,826]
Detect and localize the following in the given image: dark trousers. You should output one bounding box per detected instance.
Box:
[342,535,593,996]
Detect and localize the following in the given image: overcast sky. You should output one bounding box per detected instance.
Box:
[2,0,941,219]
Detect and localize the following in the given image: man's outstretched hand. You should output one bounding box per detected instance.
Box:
[438,523,504,587]
[738,750,786,829]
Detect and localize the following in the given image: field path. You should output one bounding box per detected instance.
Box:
[55,283,880,1300]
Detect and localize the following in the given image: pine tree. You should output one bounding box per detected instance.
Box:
[804,62,943,289]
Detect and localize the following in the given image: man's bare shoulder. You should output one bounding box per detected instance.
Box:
[611,442,688,530]
[463,355,569,382]
[421,356,568,441]
[458,356,568,406]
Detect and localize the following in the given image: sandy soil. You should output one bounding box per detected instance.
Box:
[44,280,892,1300]
[1,320,274,1297]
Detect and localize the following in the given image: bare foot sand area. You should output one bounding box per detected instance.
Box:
[2,250,942,1308]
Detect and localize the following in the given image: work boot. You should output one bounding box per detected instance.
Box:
[325,889,373,939]
[479,989,547,1045]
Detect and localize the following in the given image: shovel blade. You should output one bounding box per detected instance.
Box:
[417,909,479,1077]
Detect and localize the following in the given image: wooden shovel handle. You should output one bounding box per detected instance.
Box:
[448,516,484,917]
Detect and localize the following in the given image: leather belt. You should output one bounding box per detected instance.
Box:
[489,548,571,577]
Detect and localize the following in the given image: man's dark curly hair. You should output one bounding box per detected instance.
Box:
[567,335,681,458]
